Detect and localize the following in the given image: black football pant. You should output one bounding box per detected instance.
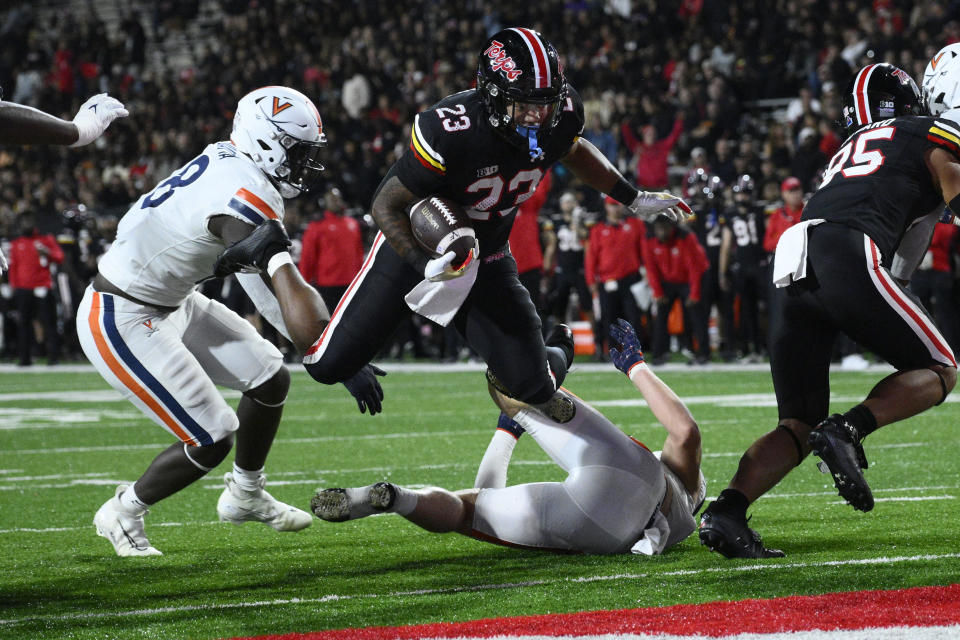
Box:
[303,234,565,404]
[770,223,955,426]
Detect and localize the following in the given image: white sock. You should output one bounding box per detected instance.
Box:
[343,484,419,518]
[391,485,419,516]
[474,429,518,489]
[118,485,150,515]
[232,463,264,492]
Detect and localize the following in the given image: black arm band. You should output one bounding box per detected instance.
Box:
[949,194,960,218]
[609,177,639,205]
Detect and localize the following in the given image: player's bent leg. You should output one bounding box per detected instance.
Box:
[94,485,163,558]
[808,414,874,512]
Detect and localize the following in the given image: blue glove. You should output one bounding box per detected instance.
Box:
[608,318,645,376]
[342,364,386,415]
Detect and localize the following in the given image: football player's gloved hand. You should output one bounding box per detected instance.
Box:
[342,364,387,415]
[70,93,129,147]
[213,220,291,278]
[628,190,693,222]
[608,318,646,376]
[0,248,7,277]
[424,240,478,282]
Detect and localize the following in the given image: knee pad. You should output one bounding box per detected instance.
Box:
[777,423,808,467]
[186,433,234,471]
[245,366,290,407]
[932,366,955,406]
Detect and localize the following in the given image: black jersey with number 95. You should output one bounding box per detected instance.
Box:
[804,116,960,264]
[387,86,585,257]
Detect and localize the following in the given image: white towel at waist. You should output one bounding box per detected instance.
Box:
[772,218,826,288]
[404,256,479,326]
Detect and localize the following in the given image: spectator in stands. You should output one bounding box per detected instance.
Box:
[643,215,709,366]
[298,186,365,310]
[586,197,646,358]
[8,215,63,366]
[621,115,684,191]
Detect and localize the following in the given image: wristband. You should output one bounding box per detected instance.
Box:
[627,361,649,380]
[266,251,294,277]
[609,177,640,205]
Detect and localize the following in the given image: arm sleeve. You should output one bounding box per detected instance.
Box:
[235,272,292,342]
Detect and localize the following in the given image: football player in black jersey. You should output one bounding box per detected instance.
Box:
[699,64,960,559]
[0,89,128,276]
[217,28,691,418]
[718,174,767,361]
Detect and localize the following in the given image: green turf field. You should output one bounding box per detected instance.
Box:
[1,364,958,639]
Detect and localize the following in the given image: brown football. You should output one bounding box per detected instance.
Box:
[409,196,476,265]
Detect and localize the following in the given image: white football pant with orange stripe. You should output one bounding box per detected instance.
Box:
[77,286,283,446]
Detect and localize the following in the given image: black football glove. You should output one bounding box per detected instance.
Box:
[342,364,387,415]
[213,220,291,278]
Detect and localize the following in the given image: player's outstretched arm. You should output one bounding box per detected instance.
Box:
[211,217,329,354]
[560,137,691,222]
[0,94,127,146]
[608,319,702,494]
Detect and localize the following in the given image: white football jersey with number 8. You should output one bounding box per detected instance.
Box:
[98,142,284,307]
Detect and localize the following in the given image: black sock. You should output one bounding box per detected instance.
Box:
[496,412,525,438]
[843,404,878,441]
[713,488,750,519]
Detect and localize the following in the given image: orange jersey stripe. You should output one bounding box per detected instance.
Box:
[236,188,279,220]
[88,293,197,445]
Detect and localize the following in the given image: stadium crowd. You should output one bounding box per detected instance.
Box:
[1,0,959,365]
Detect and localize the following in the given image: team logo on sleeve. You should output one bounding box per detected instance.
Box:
[484,41,523,81]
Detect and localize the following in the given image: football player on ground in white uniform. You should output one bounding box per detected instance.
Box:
[0,90,128,276]
[309,319,706,556]
[78,86,381,557]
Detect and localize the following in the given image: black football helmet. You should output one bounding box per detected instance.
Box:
[477,28,567,161]
[732,174,755,194]
[840,63,925,137]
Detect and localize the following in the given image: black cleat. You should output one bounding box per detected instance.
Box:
[698,505,785,559]
[545,323,575,368]
[809,414,874,512]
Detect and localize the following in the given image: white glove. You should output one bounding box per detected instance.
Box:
[424,242,478,282]
[0,248,7,276]
[628,190,693,222]
[70,93,129,147]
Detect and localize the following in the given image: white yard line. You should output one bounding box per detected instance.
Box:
[0,552,955,627]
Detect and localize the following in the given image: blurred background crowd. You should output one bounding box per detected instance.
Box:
[1,0,959,366]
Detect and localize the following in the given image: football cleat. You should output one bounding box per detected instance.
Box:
[808,414,874,512]
[217,472,312,531]
[93,485,162,557]
[698,504,785,559]
[545,323,575,369]
[310,482,396,522]
[485,369,576,423]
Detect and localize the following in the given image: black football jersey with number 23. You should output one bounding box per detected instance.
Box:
[390,87,585,257]
[804,116,960,264]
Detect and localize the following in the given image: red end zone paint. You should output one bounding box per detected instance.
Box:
[233,584,960,640]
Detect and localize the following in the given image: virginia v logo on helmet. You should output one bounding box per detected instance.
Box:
[477,28,567,162]
[232,86,327,199]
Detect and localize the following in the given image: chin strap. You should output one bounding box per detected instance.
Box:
[516,125,544,161]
